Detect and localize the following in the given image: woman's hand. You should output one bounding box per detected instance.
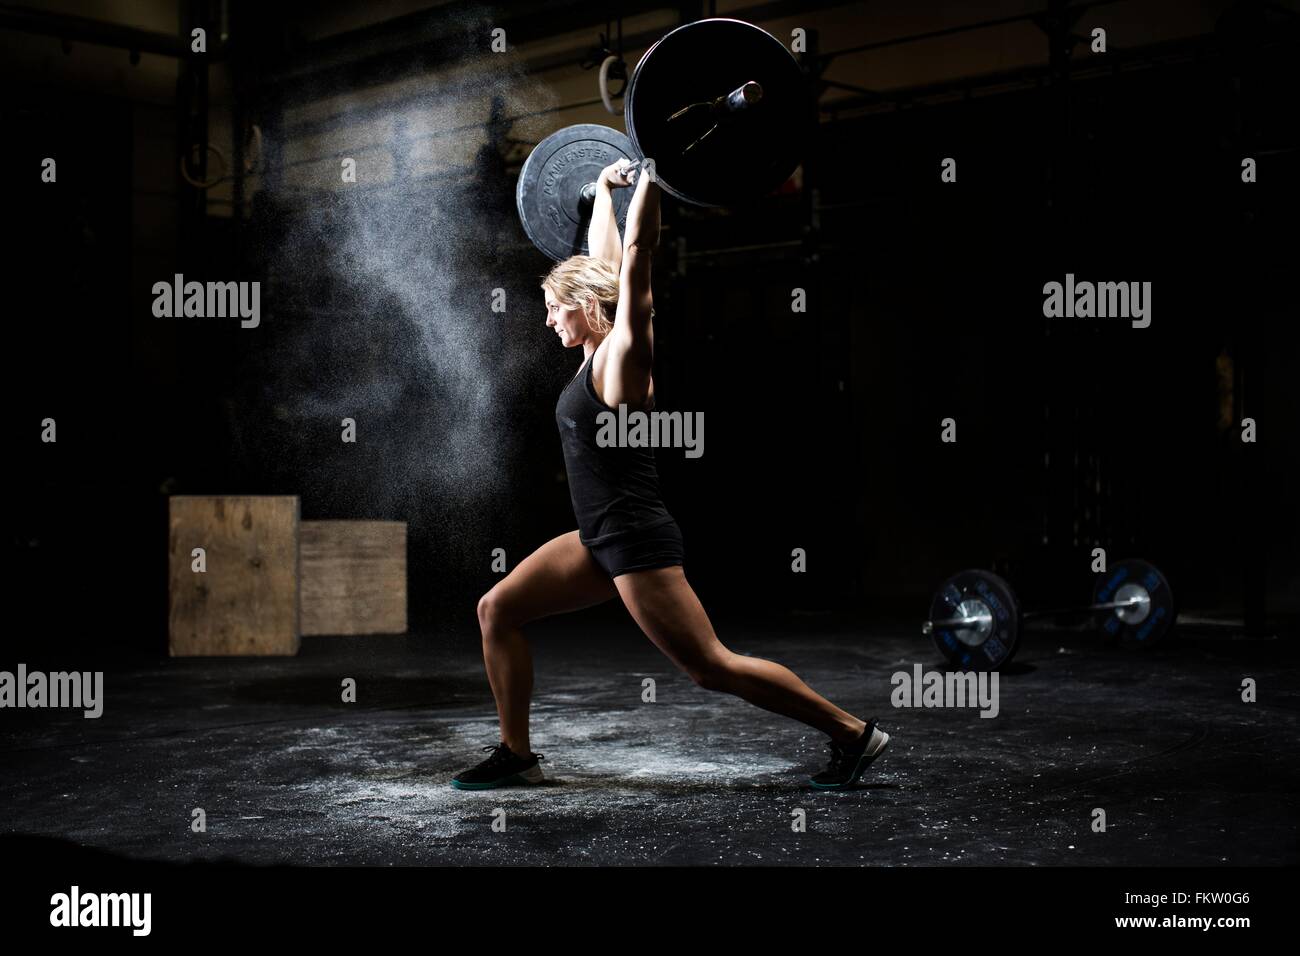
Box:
[599,159,637,189]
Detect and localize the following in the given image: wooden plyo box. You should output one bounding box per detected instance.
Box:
[300,521,407,635]
[169,496,300,656]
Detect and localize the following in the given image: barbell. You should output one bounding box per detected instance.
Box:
[922,558,1176,671]
[516,18,810,260]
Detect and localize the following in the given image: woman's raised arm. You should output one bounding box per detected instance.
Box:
[600,168,660,410]
[587,160,634,269]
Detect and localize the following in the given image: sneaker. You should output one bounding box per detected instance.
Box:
[450,742,545,790]
[807,718,889,790]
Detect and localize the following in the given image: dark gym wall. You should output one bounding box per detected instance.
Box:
[5,0,1297,655]
[6,1,205,655]
[816,47,1300,619]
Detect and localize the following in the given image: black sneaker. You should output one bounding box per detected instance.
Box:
[450,742,545,790]
[807,718,889,790]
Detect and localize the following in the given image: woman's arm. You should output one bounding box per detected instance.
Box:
[601,168,660,410]
[587,161,633,269]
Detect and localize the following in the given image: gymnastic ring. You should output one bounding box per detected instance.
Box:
[179,143,227,189]
[598,54,626,115]
[244,123,263,174]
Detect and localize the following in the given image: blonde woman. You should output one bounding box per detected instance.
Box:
[452,159,888,790]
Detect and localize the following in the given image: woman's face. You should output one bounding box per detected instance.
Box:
[544,288,591,349]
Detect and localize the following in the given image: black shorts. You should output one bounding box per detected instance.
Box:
[585,518,684,578]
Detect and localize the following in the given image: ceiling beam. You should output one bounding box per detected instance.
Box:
[0,2,191,57]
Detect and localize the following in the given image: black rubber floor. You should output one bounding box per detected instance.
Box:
[2,615,1295,866]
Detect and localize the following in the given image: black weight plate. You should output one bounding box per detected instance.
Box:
[1093,558,1175,648]
[516,124,636,261]
[624,18,811,207]
[928,569,1022,671]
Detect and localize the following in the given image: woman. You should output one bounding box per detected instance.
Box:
[452,157,888,791]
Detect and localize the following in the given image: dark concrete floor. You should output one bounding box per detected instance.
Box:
[2,614,1296,866]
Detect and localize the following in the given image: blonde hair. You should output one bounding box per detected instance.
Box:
[541,255,619,336]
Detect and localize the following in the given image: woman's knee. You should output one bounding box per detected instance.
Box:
[477,588,517,635]
[685,652,737,692]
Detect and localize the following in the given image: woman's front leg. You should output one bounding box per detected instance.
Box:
[477,531,618,755]
[613,566,866,743]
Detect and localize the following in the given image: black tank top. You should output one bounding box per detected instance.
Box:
[555,353,674,547]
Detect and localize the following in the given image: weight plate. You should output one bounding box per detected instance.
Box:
[1093,558,1175,647]
[516,124,636,261]
[928,569,1022,671]
[624,18,811,207]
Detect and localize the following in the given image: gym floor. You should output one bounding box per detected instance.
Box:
[5,0,1298,938]
[4,615,1295,866]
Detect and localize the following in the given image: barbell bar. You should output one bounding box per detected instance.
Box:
[921,593,1152,633]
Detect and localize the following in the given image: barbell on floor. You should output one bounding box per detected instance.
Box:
[922,559,1176,670]
[516,18,810,260]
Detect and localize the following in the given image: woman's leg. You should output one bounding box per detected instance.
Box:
[476,530,618,756]
[613,565,867,743]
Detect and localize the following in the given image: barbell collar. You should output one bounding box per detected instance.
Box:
[719,81,763,112]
